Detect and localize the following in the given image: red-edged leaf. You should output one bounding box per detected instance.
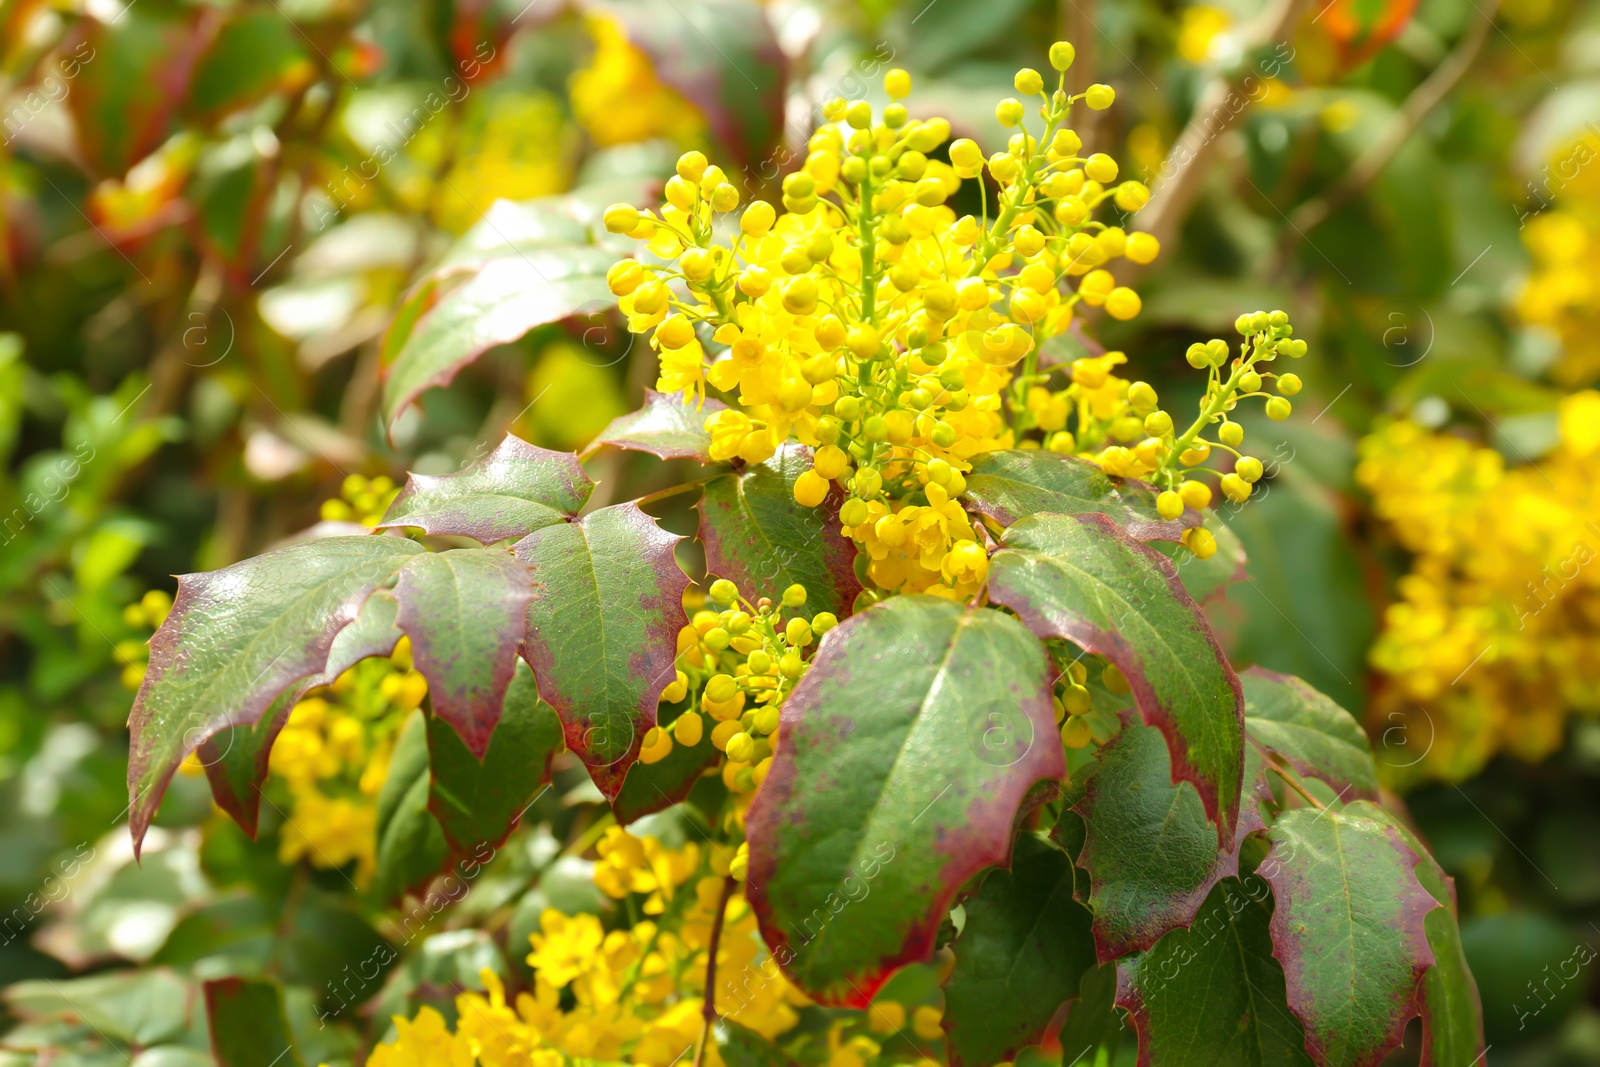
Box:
[746,596,1063,1007]
[1074,710,1265,961]
[585,389,727,462]
[426,661,564,854]
[513,503,688,799]
[697,443,862,619]
[378,435,593,544]
[199,589,403,836]
[392,548,535,758]
[1260,802,1436,1067]
[127,535,424,851]
[70,8,203,177]
[987,512,1245,845]
[204,976,305,1067]
[1242,668,1378,801]
[961,450,1198,542]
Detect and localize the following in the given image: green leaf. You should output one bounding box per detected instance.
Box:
[199,589,403,837]
[586,390,728,462]
[514,503,689,799]
[392,548,535,756]
[426,661,564,855]
[987,512,1245,843]
[203,977,305,1067]
[610,715,719,826]
[378,435,593,544]
[1260,802,1437,1067]
[4,970,192,1046]
[380,193,625,428]
[1116,879,1313,1067]
[1242,668,1378,801]
[376,712,449,903]
[746,596,1063,1007]
[184,10,313,124]
[718,1020,790,1067]
[607,0,785,173]
[69,9,197,177]
[1380,818,1485,1063]
[1054,963,1123,1065]
[1074,712,1263,959]
[941,835,1095,1067]
[961,450,1196,543]
[697,444,862,619]
[128,535,424,849]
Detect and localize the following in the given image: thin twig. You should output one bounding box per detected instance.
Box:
[692,876,738,1067]
[1274,0,1502,267]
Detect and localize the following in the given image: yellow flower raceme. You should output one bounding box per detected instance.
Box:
[603,53,1307,598]
[1358,394,1600,780]
[571,15,705,148]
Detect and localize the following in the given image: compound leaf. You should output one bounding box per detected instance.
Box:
[961,450,1196,542]
[697,444,862,619]
[514,503,689,799]
[1260,802,1437,1067]
[746,596,1063,1007]
[1242,669,1378,801]
[587,389,727,462]
[426,660,565,856]
[392,547,536,757]
[1074,712,1263,960]
[1116,879,1312,1067]
[128,535,423,850]
[942,835,1095,1067]
[378,435,592,544]
[987,511,1245,844]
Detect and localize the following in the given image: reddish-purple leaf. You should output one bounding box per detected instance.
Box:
[378,435,592,544]
[391,548,536,758]
[585,389,727,463]
[514,503,689,799]
[1260,802,1437,1067]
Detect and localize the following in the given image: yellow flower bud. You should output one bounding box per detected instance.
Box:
[1105,287,1142,321]
[603,203,640,234]
[1014,68,1044,95]
[1125,231,1160,264]
[1178,480,1212,510]
[885,68,912,98]
[794,469,829,507]
[673,710,704,746]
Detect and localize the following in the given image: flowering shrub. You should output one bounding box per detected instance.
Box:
[122,46,1481,1067]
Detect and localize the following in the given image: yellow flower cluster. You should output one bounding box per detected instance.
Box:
[270,642,426,876]
[1518,131,1600,387]
[114,589,173,691]
[320,473,401,526]
[603,46,1307,594]
[1356,392,1600,780]
[367,826,824,1067]
[571,15,705,149]
[653,579,832,799]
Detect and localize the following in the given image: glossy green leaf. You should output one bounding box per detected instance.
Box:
[1242,669,1378,801]
[1260,802,1437,1067]
[392,548,535,756]
[1054,963,1123,1065]
[1075,712,1263,959]
[607,0,785,172]
[586,389,728,462]
[1383,817,1486,1064]
[988,512,1245,843]
[746,596,1063,1007]
[514,503,689,799]
[203,977,305,1067]
[382,234,616,427]
[942,835,1095,1067]
[426,661,564,855]
[69,9,198,176]
[128,535,424,849]
[184,10,313,123]
[199,590,403,837]
[378,435,593,544]
[697,444,862,619]
[1117,879,1313,1067]
[961,450,1196,542]
[376,712,449,903]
